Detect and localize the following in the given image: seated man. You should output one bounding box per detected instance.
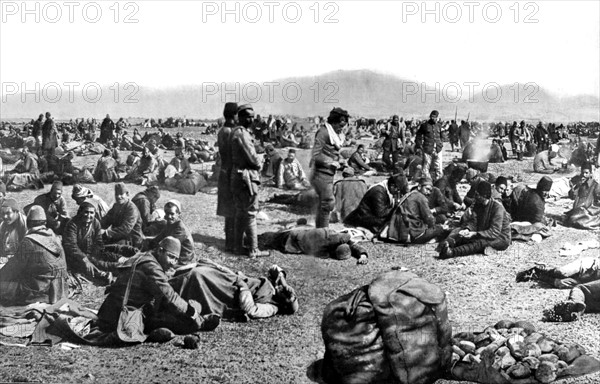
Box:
[31,181,70,236]
[434,166,466,213]
[7,147,43,191]
[63,202,120,284]
[92,237,219,338]
[261,225,369,265]
[439,181,511,259]
[0,199,28,264]
[93,149,119,183]
[261,144,283,181]
[0,206,68,305]
[71,184,110,222]
[348,144,376,176]
[164,148,192,190]
[168,260,298,321]
[509,176,553,225]
[396,177,448,244]
[517,258,600,322]
[147,200,195,266]
[126,146,159,186]
[101,183,144,249]
[533,148,560,174]
[490,176,513,214]
[463,168,483,207]
[277,149,310,190]
[344,173,408,234]
[411,183,448,224]
[565,162,600,229]
[132,186,162,235]
[331,168,368,223]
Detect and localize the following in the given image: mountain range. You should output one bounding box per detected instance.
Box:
[2,70,598,122]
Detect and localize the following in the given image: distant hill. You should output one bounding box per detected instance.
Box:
[1,69,598,122]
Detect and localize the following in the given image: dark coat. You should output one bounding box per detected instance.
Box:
[311,125,340,176]
[344,185,394,233]
[402,191,435,238]
[462,199,511,247]
[510,187,546,223]
[415,121,442,155]
[0,227,68,305]
[101,200,144,248]
[95,252,190,332]
[63,216,103,273]
[434,176,462,209]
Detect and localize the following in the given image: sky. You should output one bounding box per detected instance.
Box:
[1,0,599,98]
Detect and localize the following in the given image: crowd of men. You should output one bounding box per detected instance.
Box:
[0,104,599,349]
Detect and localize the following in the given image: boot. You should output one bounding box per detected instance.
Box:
[224,217,235,252]
[246,217,270,258]
[316,209,330,228]
[232,216,246,255]
[450,242,486,257]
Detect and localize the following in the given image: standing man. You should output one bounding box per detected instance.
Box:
[381,115,404,172]
[217,102,237,252]
[415,110,443,180]
[310,107,350,228]
[448,120,460,152]
[41,112,58,157]
[32,114,44,153]
[230,104,269,258]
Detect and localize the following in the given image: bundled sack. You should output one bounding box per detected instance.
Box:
[321,270,452,384]
[450,320,600,384]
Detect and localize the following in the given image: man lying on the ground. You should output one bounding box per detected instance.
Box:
[439,181,511,259]
[168,260,298,321]
[344,173,408,234]
[0,206,68,305]
[331,167,367,223]
[71,184,109,222]
[0,199,27,264]
[146,200,195,266]
[91,237,219,340]
[260,225,369,265]
[29,181,69,236]
[565,162,600,229]
[277,148,310,190]
[101,183,144,249]
[517,257,600,322]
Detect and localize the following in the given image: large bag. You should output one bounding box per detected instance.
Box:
[322,270,452,384]
[116,257,147,343]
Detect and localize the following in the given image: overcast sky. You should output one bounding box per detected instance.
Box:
[1,0,599,97]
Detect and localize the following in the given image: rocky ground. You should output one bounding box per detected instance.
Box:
[1,127,599,384]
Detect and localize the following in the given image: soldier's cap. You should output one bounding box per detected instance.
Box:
[334,244,351,260]
[495,176,508,187]
[50,181,63,192]
[165,199,182,212]
[223,102,238,117]
[115,182,128,195]
[329,107,350,119]
[537,176,553,192]
[27,205,46,221]
[159,236,181,257]
[430,110,439,118]
[476,181,492,199]
[1,198,19,211]
[581,162,593,172]
[237,104,254,115]
[342,167,355,177]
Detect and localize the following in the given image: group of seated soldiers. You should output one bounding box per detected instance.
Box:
[0,181,299,343]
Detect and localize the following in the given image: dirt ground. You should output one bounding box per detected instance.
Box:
[1,126,599,384]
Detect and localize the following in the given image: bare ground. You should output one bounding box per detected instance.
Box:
[1,128,599,384]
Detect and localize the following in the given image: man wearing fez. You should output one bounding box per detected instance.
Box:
[230,104,269,258]
[415,110,443,180]
[310,107,349,228]
[217,102,237,252]
[509,176,553,225]
[439,181,511,259]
